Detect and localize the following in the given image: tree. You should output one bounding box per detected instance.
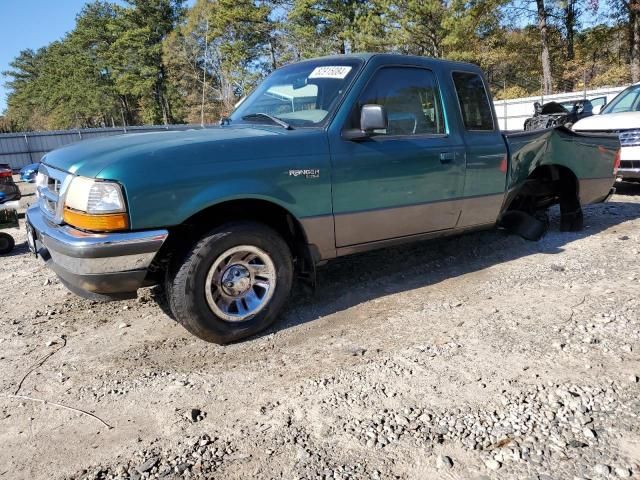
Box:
[164,0,273,121]
[536,0,554,93]
[627,0,640,81]
[3,48,49,130]
[286,0,363,57]
[609,0,639,82]
[72,1,133,125]
[108,0,185,124]
[387,0,448,56]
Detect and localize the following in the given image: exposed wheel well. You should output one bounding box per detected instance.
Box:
[148,199,315,284]
[505,165,579,213]
[502,164,583,232]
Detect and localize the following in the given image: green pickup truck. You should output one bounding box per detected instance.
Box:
[26,53,620,343]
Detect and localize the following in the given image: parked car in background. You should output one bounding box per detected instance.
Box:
[559,96,608,115]
[573,83,640,181]
[0,164,21,202]
[0,198,19,254]
[20,163,39,182]
[26,53,620,343]
[524,98,596,131]
[0,166,20,255]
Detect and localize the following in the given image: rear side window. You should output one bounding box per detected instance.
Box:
[452,72,494,131]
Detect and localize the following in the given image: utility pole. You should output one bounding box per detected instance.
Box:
[201,18,209,127]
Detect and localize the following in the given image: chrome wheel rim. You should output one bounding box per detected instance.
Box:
[204,245,277,322]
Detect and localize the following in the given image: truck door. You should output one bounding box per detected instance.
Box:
[450,71,508,228]
[329,66,466,247]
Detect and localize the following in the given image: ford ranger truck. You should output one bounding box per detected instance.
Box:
[26,54,620,343]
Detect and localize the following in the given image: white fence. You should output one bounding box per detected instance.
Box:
[493,85,629,131]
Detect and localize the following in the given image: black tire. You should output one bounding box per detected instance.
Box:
[0,232,15,255]
[499,210,548,241]
[166,222,293,343]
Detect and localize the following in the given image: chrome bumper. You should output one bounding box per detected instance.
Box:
[618,168,640,180]
[26,205,168,297]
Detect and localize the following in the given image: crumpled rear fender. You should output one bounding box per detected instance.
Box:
[504,126,619,204]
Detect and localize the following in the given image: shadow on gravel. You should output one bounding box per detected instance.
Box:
[1,240,30,258]
[262,190,640,339]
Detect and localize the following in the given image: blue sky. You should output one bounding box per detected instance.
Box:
[0,1,95,113]
[0,0,195,114]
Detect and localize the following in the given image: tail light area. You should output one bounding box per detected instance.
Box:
[0,168,13,184]
[613,149,621,176]
[499,155,508,174]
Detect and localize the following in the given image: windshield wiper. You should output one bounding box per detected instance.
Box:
[241,113,293,130]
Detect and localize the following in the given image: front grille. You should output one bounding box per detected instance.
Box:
[619,130,640,148]
[620,160,640,169]
[36,165,72,224]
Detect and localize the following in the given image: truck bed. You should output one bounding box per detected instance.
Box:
[502,127,620,204]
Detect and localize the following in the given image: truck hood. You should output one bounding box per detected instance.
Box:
[572,111,640,131]
[42,126,301,178]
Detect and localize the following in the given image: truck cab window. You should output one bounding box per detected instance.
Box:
[351,67,445,136]
[452,72,494,131]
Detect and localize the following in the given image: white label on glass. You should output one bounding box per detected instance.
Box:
[308,66,352,79]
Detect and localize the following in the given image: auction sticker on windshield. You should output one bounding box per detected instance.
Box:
[308,66,352,79]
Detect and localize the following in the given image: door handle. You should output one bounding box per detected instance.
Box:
[439,152,455,164]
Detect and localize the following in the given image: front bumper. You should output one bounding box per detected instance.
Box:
[26,205,168,297]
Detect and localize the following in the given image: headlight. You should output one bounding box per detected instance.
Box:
[63,177,128,232]
[35,172,47,198]
[65,177,126,213]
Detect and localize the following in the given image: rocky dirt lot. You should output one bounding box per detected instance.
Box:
[0,180,639,480]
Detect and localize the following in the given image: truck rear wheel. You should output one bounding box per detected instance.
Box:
[166,222,293,343]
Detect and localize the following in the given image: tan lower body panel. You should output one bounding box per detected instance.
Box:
[301,193,505,261]
[579,177,615,205]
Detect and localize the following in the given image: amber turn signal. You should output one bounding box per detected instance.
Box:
[63,207,129,232]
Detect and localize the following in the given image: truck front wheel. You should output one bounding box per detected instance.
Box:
[166,222,293,343]
[0,232,15,255]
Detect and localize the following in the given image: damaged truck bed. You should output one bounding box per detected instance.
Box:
[502,127,619,238]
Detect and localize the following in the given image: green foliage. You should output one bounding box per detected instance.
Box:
[1,0,637,131]
[163,0,273,122]
[3,0,184,131]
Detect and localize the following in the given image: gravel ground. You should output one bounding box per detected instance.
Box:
[0,179,639,480]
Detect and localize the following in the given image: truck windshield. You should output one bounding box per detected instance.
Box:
[229,58,363,128]
[601,84,640,114]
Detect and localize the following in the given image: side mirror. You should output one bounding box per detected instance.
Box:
[360,104,388,133]
[342,104,388,141]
